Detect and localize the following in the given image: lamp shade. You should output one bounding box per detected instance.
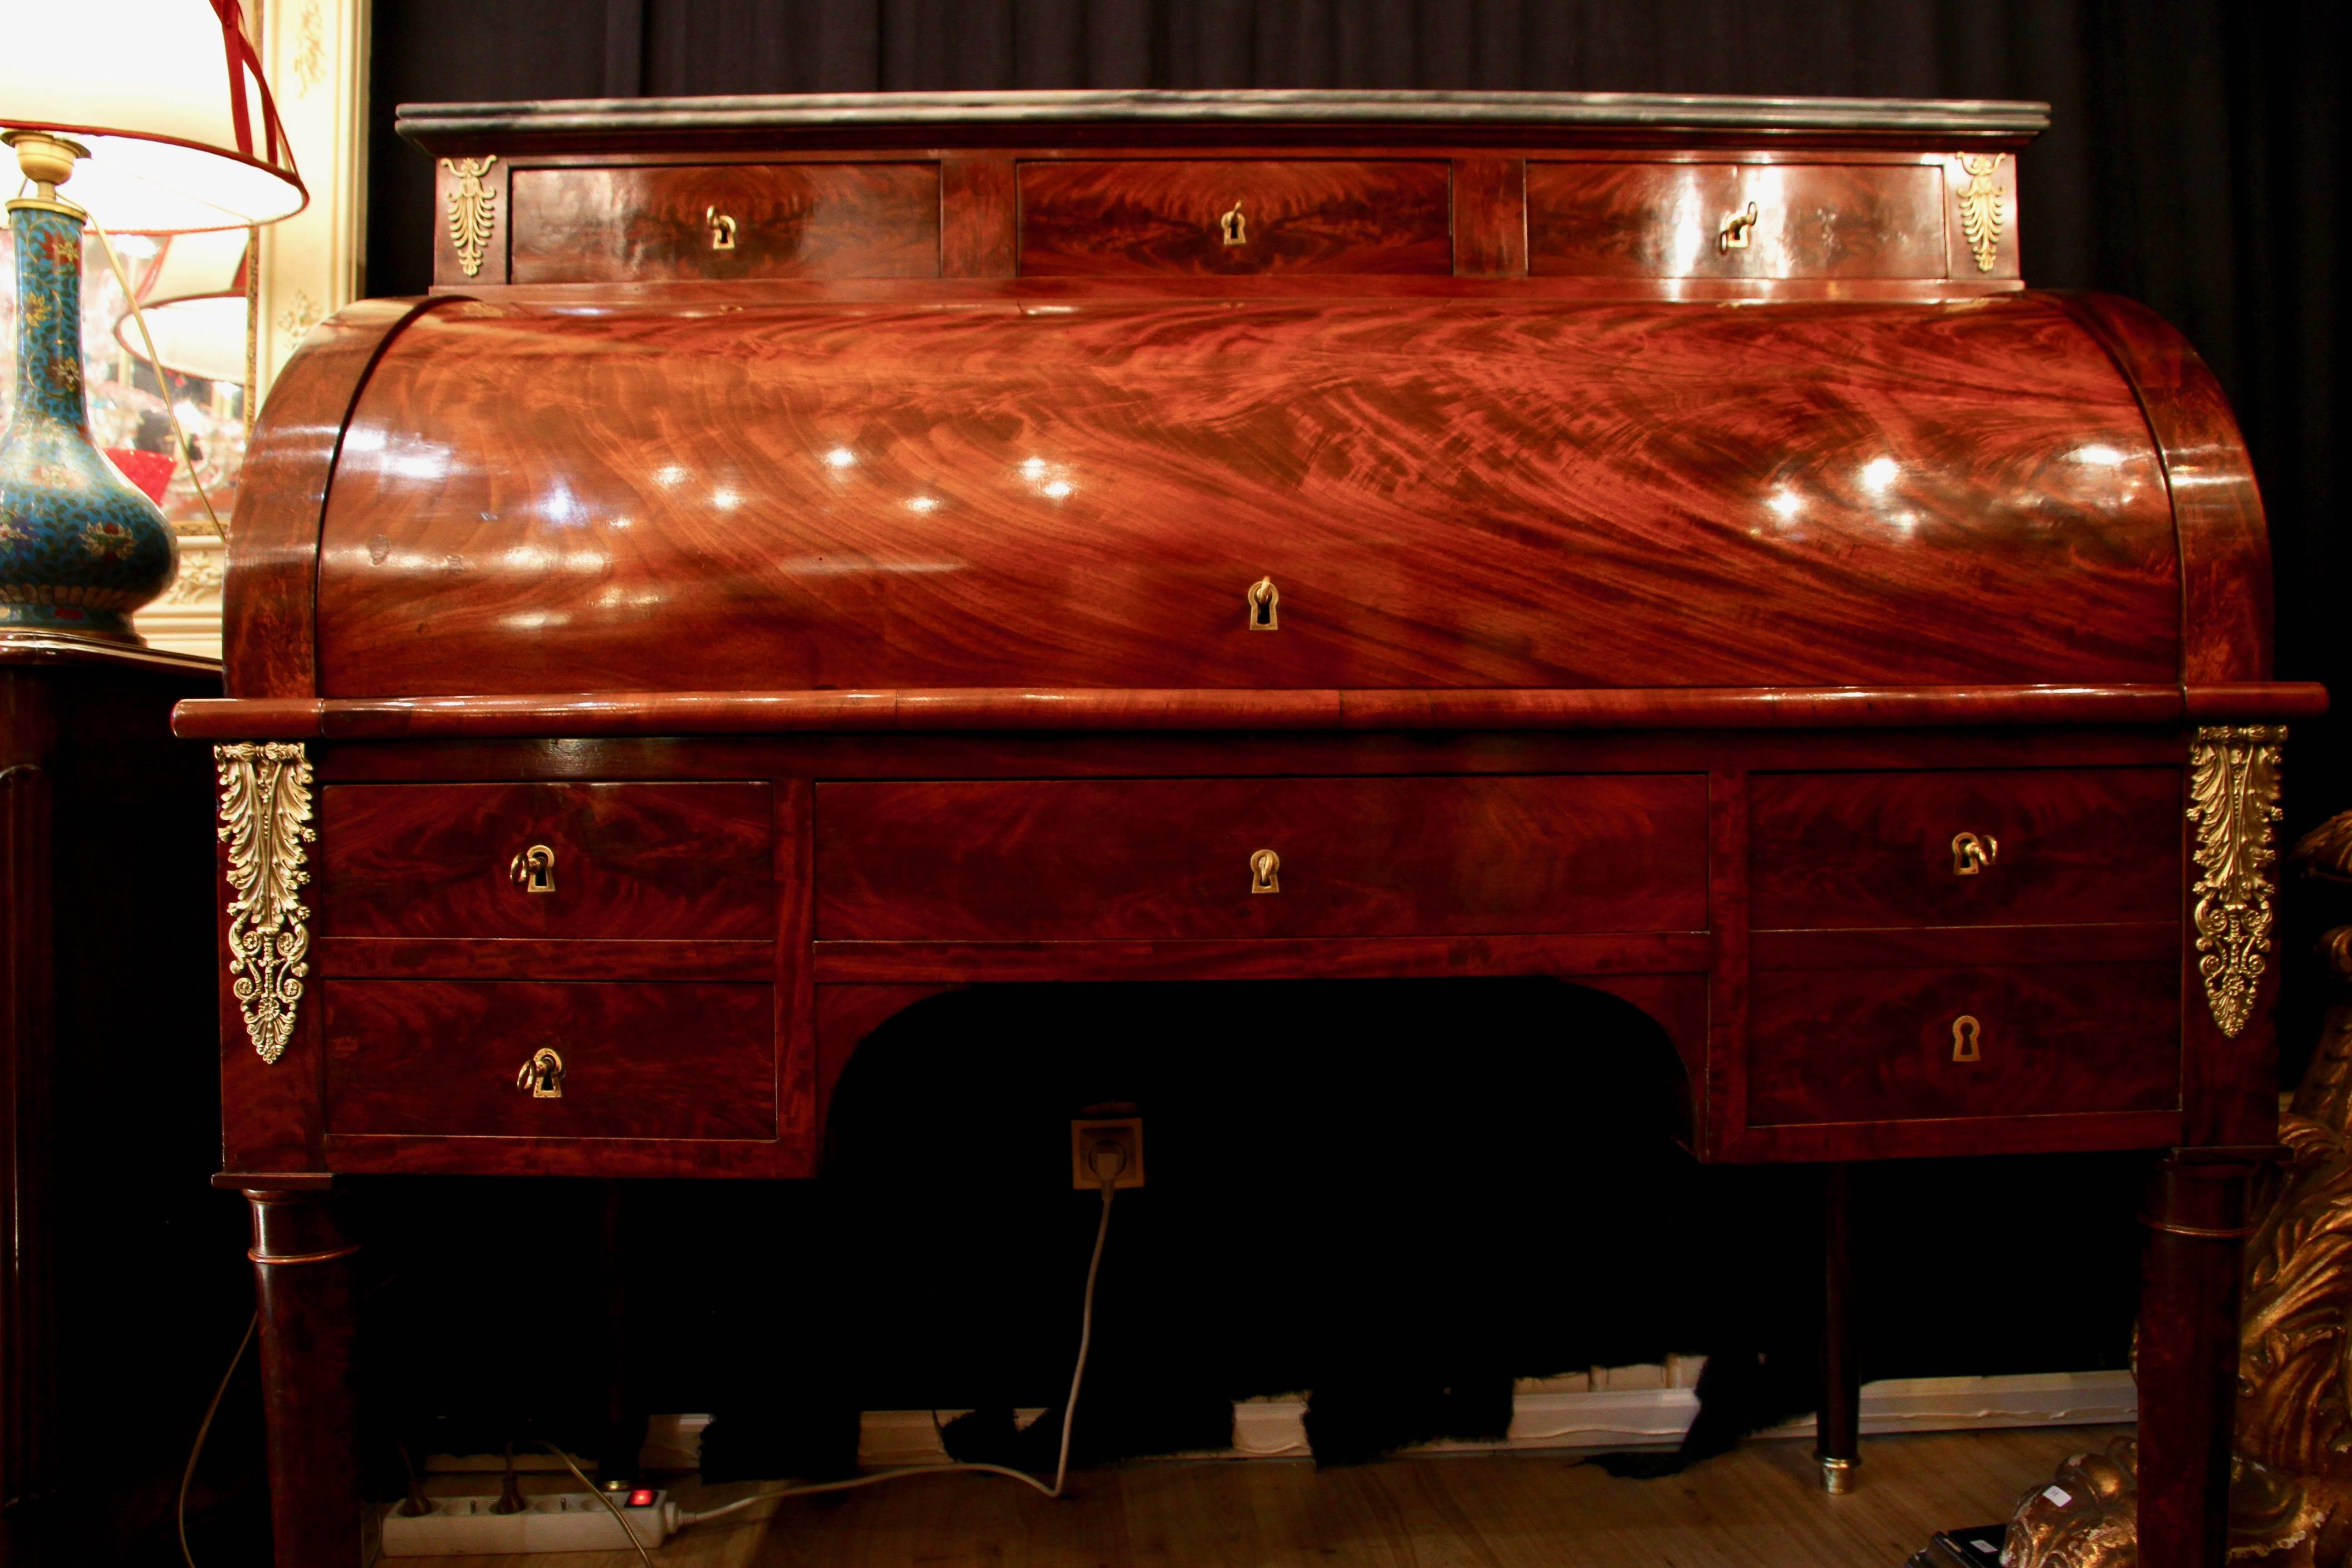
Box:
[0,0,304,230]
[112,228,249,382]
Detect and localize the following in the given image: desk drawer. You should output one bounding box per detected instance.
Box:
[1527,162,1945,279]
[316,782,774,941]
[1750,769,2180,930]
[323,980,775,1139]
[507,162,941,284]
[1746,962,2178,1127]
[814,775,1708,941]
[1019,160,1453,274]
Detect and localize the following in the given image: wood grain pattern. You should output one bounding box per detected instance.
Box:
[1749,767,2181,929]
[1529,162,1945,278]
[321,979,775,1139]
[1019,159,1451,274]
[508,162,940,284]
[810,932,1711,983]
[314,937,773,981]
[222,296,456,699]
[1745,961,2179,1127]
[313,296,2181,698]
[813,775,1708,941]
[941,155,1016,277]
[2058,293,2274,686]
[1451,156,1526,276]
[314,781,773,940]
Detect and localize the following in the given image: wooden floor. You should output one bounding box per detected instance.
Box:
[402,1426,2117,1568]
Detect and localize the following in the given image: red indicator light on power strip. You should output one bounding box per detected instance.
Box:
[627,1489,657,1508]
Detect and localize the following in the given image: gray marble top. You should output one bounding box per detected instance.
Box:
[399,88,2049,143]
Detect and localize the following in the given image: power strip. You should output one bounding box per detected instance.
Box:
[379,1489,676,1557]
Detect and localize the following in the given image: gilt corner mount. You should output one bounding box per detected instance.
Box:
[2188,725,2285,1039]
[215,741,315,1065]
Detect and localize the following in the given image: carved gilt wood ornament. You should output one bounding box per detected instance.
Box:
[2189,725,2285,1038]
[440,155,498,278]
[1955,152,2006,273]
[216,742,315,1065]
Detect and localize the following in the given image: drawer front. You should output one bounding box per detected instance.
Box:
[1750,769,2180,930]
[508,162,941,284]
[323,980,776,1139]
[316,782,774,941]
[1019,160,1453,275]
[1528,162,1944,278]
[1747,962,2179,1126]
[815,775,1708,941]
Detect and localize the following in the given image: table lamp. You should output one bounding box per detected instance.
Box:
[0,0,303,644]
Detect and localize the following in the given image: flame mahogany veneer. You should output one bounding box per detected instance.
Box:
[185,93,2320,1568]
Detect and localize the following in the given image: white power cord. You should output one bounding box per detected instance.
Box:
[675,1177,1121,1530]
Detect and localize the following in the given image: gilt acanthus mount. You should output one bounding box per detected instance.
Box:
[440,155,499,279]
[2188,725,2285,1039]
[216,742,316,1065]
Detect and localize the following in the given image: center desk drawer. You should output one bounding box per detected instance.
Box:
[1019,160,1453,274]
[323,980,776,1140]
[814,776,1708,941]
[1750,768,2181,930]
[315,782,774,941]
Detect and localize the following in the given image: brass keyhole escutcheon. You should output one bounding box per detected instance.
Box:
[510,844,556,894]
[1250,848,1281,895]
[1719,201,1759,251]
[706,206,737,250]
[1950,1015,1982,1063]
[1246,576,1279,631]
[1220,200,1247,245]
[1951,831,1999,876]
[516,1047,565,1098]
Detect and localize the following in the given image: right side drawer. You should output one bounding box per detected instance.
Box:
[1528,161,1946,279]
[1750,768,2182,930]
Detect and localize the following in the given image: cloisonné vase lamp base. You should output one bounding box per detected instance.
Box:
[0,130,174,644]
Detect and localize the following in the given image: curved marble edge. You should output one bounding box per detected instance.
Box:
[397,88,2052,147]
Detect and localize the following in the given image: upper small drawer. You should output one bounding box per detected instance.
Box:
[1019,160,1452,275]
[1528,162,1945,279]
[815,774,1707,941]
[507,162,941,284]
[1750,768,2180,931]
[316,782,774,941]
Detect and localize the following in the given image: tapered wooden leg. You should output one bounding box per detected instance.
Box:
[2135,1152,2254,1568]
[595,1180,645,1490]
[246,1188,361,1568]
[1815,1161,1859,1494]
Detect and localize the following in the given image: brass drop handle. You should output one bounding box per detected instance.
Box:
[1951,831,1998,876]
[1950,1015,1982,1063]
[1246,576,1279,631]
[1719,201,1759,251]
[1250,848,1281,895]
[516,1047,565,1098]
[509,843,556,894]
[706,206,736,250]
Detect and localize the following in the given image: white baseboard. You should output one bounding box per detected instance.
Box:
[635,1364,2135,1472]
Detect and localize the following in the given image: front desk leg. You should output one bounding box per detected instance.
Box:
[1815,1162,1859,1493]
[2133,1152,2252,1568]
[246,1188,362,1568]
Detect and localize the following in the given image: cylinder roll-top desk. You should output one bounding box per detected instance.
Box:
[173,90,2321,1567]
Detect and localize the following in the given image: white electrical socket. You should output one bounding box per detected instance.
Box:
[379,1490,675,1556]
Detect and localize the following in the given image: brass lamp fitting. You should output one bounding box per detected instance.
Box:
[2,130,88,205]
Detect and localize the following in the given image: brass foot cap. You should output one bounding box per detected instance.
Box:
[1817,1455,1857,1494]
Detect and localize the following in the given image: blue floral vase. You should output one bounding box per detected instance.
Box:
[0,201,175,641]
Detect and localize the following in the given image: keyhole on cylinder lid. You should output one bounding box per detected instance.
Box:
[1246,576,1279,631]
[1950,1014,1982,1063]
[1220,201,1247,245]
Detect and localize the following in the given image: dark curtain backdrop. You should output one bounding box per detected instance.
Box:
[355,0,2348,1467]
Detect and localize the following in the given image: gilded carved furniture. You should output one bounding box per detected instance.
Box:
[2003,814,2352,1568]
[174,91,2324,1568]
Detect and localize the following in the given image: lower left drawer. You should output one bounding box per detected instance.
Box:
[323,980,775,1140]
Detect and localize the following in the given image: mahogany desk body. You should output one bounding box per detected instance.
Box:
[175,92,2323,1567]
